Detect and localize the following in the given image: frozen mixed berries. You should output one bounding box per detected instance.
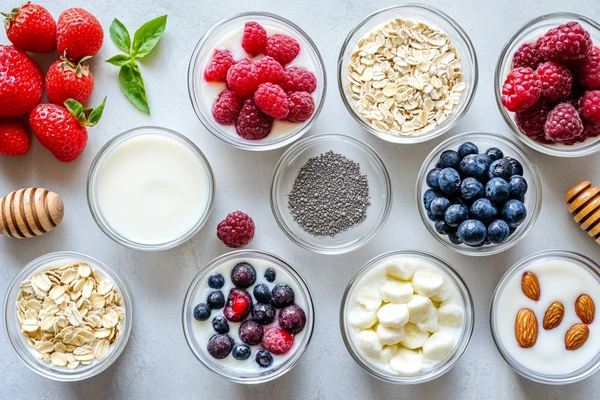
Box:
[271,284,295,308]
[212,316,229,334]
[255,349,273,368]
[223,288,252,322]
[207,290,225,309]
[239,320,264,345]
[262,327,294,355]
[251,302,276,325]
[194,303,211,321]
[207,334,234,359]
[279,305,306,334]
[231,262,257,288]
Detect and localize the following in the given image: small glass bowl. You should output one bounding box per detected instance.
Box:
[490,250,600,384]
[4,252,133,382]
[340,250,474,384]
[270,134,392,254]
[494,13,600,157]
[416,132,542,256]
[182,250,314,384]
[337,4,478,144]
[87,126,215,251]
[188,12,327,151]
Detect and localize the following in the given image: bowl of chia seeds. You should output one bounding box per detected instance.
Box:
[270,134,392,254]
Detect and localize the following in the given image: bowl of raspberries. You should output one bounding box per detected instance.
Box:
[188,12,326,151]
[495,13,600,157]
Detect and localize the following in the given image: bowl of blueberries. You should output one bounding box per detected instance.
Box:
[416,132,542,256]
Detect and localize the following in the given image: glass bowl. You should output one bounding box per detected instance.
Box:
[270,134,392,254]
[494,13,600,157]
[416,132,542,256]
[337,4,478,144]
[87,126,215,251]
[188,12,327,151]
[181,250,314,384]
[340,250,474,384]
[4,251,133,382]
[490,250,600,384]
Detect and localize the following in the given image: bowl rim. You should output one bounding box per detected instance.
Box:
[415,131,543,256]
[187,11,327,151]
[270,133,393,254]
[337,3,479,144]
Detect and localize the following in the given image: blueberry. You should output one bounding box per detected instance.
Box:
[264,268,276,283]
[212,316,229,334]
[231,262,256,289]
[485,177,510,204]
[470,198,498,224]
[279,304,307,334]
[438,150,460,169]
[485,147,504,161]
[508,176,528,199]
[208,273,225,289]
[448,231,462,244]
[255,349,273,368]
[435,219,451,235]
[488,159,513,181]
[232,343,251,361]
[271,284,295,308]
[457,219,487,246]
[438,168,461,194]
[253,284,271,303]
[459,154,488,179]
[504,156,524,176]
[502,199,527,228]
[426,209,436,221]
[239,320,264,345]
[460,177,485,203]
[478,153,493,173]
[430,197,451,218]
[252,302,276,325]
[423,189,439,210]
[426,168,441,190]
[207,334,234,359]
[444,204,469,227]
[458,142,478,159]
[193,303,211,321]
[207,290,225,309]
[487,219,510,244]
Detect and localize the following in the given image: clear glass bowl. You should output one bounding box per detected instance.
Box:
[181,250,314,384]
[337,4,478,144]
[416,132,542,256]
[270,133,392,254]
[87,126,215,251]
[188,12,327,151]
[494,13,600,157]
[3,251,133,382]
[340,250,474,384]
[490,250,600,384]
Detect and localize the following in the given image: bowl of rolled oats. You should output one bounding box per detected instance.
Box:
[3,252,132,381]
[338,4,478,143]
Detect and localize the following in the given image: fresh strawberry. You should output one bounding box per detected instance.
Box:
[29,98,106,162]
[0,117,30,156]
[2,3,56,53]
[56,8,103,61]
[0,45,43,117]
[45,57,94,105]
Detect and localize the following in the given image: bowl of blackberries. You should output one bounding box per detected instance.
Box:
[416,132,542,256]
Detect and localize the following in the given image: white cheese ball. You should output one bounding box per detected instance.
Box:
[377,303,409,329]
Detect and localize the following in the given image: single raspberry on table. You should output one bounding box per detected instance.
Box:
[280,66,317,93]
[204,49,235,82]
[515,100,551,140]
[217,211,255,248]
[544,102,584,143]
[262,327,294,355]
[512,42,544,69]
[579,90,600,123]
[286,91,314,123]
[241,21,267,56]
[253,83,289,119]
[538,21,592,62]
[577,47,600,89]
[227,59,260,98]
[212,90,242,125]
[255,56,284,85]
[265,34,300,66]
[536,61,572,101]
[501,67,543,112]
[236,98,273,140]
[0,117,30,156]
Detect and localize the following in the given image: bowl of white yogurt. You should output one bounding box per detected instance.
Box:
[87,126,215,251]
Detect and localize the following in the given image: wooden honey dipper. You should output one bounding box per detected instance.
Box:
[0,188,64,239]
[565,181,600,245]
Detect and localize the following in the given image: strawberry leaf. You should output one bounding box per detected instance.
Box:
[110,18,131,53]
[131,15,167,58]
[106,54,131,67]
[118,62,150,114]
[64,99,85,121]
[87,97,107,126]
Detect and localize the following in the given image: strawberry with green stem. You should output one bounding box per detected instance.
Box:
[2,2,56,53]
[46,55,95,105]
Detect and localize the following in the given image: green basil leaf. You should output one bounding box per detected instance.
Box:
[118,62,150,114]
[106,54,131,67]
[131,15,167,58]
[110,18,131,53]
[87,97,107,126]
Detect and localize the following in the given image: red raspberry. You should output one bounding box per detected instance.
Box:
[583,118,600,138]
[262,327,294,355]
[212,90,242,125]
[512,42,544,69]
[577,47,600,89]
[216,211,255,248]
[536,62,572,101]
[236,98,273,140]
[515,100,551,140]
[280,66,317,93]
[501,67,542,112]
[253,83,289,119]
[579,90,600,123]
[204,49,235,82]
[544,102,584,143]
[0,117,30,156]
[241,21,267,56]
[538,21,592,62]
[255,56,284,85]
[265,34,300,66]
[227,59,260,98]
[286,91,315,123]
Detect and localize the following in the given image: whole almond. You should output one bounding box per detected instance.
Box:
[575,294,595,325]
[515,308,538,348]
[565,323,590,351]
[543,302,564,330]
[521,272,541,301]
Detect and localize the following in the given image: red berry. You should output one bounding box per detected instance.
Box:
[262,327,294,355]
[577,47,600,89]
[579,90,600,124]
[544,102,583,143]
[223,288,252,322]
[232,295,249,313]
[0,117,30,156]
[255,56,284,85]
[512,42,544,69]
[3,3,56,53]
[583,117,600,138]
[286,91,314,123]
[0,45,43,117]
[216,211,255,248]
[241,21,267,56]
[515,100,551,140]
[45,59,94,105]
[56,8,103,61]
[265,34,300,66]
[501,67,543,112]
[227,59,260,98]
[212,90,242,125]
[253,83,289,119]
[236,98,273,140]
[204,49,235,82]
[536,62,572,101]
[538,21,592,62]
[280,66,317,93]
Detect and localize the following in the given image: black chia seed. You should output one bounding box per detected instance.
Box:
[287,151,370,237]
